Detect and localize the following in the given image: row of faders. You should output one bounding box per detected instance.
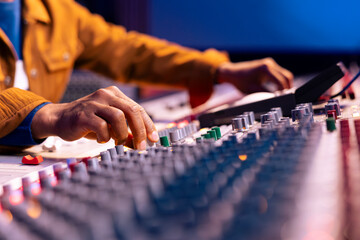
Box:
[0,103,336,240]
[157,122,198,147]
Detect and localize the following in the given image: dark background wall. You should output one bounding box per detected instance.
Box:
[76,0,149,33]
[76,0,360,75]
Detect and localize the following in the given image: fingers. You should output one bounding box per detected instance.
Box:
[82,115,111,143]
[261,65,287,90]
[138,106,159,142]
[260,58,293,89]
[92,87,158,150]
[94,104,129,144]
[105,87,159,142]
[277,66,294,88]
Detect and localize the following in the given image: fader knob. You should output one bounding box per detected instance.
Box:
[325,102,341,116]
[232,118,243,131]
[115,145,125,156]
[211,127,222,139]
[100,151,111,162]
[297,103,313,115]
[291,108,307,122]
[278,117,291,127]
[326,118,336,132]
[160,136,170,147]
[270,107,283,118]
[107,147,118,160]
[207,130,217,140]
[238,115,250,129]
[260,113,276,124]
[243,112,255,125]
[169,130,181,142]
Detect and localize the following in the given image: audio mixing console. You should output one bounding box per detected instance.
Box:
[0,96,360,240]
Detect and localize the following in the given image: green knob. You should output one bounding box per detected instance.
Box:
[160,136,170,147]
[207,130,217,140]
[202,133,212,139]
[326,117,336,132]
[212,127,221,139]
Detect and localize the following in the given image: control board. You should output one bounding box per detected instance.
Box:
[0,96,359,240]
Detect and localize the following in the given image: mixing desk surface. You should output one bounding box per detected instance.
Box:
[1,96,360,239]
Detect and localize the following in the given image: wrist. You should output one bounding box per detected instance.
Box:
[216,62,232,84]
[31,103,57,139]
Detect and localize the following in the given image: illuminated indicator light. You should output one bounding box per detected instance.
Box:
[239,155,247,161]
[303,230,334,240]
[166,122,177,128]
[177,120,189,128]
[51,179,58,187]
[3,210,13,223]
[9,194,24,206]
[31,186,42,196]
[124,147,131,152]
[353,112,360,118]
[26,200,42,219]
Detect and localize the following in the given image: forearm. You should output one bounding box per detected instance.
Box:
[0,103,50,146]
[0,88,49,139]
[71,2,229,107]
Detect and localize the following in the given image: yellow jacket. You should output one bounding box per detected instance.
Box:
[0,0,229,138]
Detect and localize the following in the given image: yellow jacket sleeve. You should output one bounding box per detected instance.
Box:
[72,2,230,107]
[0,88,48,138]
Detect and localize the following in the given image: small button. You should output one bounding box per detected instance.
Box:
[4,76,11,87]
[22,155,43,165]
[30,68,38,78]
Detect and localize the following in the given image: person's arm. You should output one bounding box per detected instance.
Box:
[68,1,229,108]
[69,2,293,107]
[0,102,49,146]
[0,86,158,150]
[31,86,159,150]
[0,88,49,140]
[217,58,294,93]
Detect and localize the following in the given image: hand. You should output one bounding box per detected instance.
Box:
[217,58,293,93]
[31,86,159,150]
